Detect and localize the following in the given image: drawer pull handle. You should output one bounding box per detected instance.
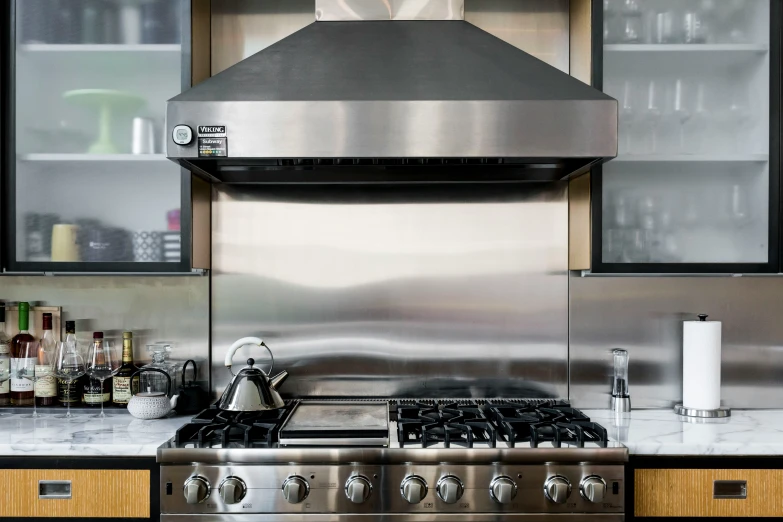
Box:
[39,480,71,499]
[713,480,747,499]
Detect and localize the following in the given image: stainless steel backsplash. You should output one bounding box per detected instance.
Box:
[211,184,569,400]
[569,273,783,409]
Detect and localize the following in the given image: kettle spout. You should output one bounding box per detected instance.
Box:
[269,370,289,391]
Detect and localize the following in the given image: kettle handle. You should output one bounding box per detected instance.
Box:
[182,359,197,386]
[130,368,171,397]
[224,337,274,375]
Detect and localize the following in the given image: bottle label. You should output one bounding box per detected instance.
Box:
[0,340,9,355]
[58,378,80,403]
[83,391,109,404]
[34,365,56,398]
[10,358,37,392]
[113,377,132,404]
[0,357,9,395]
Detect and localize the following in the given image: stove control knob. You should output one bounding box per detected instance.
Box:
[401,476,428,504]
[544,476,571,504]
[345,476,372,504]
[219,477,247,505]
[436,476,464,504]
[490,476,518,504]
[282,476,309,504]
[580,475,607,503]
[183,476,210,504]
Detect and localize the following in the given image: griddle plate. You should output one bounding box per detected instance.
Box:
[280,402,389,443]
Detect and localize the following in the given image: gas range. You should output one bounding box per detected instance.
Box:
[158,399,627,522]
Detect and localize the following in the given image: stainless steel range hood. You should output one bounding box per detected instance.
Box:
[167,0,617,183]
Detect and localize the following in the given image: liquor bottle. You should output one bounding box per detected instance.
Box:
[10,302,35,406]
[112,331,139,407]
[34,313,57,407]
[58,321,83,407]
[82,332,110,407]
[0,306,10,406]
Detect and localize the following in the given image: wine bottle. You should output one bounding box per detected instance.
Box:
[0,305,10,406]
[82,332,110,407]
[10,302,35,406]
[35,313,57,407]
[58,321,83,407]
[112,331,139,407]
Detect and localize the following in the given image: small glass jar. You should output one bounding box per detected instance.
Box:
[141,342,180,397]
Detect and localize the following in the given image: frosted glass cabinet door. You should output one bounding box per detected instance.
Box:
[598,0,779,271]
[10,0,186,269]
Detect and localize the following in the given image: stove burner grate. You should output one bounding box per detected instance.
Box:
[174,406,294,448]
[485,401,608,448]
[396,401,497,448]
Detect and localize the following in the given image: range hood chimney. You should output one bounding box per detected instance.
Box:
[167,0,617,183]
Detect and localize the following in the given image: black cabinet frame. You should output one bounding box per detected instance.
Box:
[589,0,782,274]
[1,0,195,273]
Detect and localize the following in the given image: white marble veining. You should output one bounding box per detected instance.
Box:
[0,413,187,456]
[585,409,783,456]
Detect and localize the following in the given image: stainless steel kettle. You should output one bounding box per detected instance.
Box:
[217,337,289,411]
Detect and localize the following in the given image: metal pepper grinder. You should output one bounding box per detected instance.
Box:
[610,348,631,413]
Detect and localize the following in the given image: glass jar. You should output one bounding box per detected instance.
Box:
[141,342,180,397]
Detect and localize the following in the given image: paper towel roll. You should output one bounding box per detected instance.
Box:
[683,315,722,410]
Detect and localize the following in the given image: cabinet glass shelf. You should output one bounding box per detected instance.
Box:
[612,155,769,163]
[19,44,181,52]
[604,44,769,53]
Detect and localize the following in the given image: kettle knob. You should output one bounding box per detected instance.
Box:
[247,358,255,367]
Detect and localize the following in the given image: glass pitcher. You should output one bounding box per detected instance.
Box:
[141,342,180,397]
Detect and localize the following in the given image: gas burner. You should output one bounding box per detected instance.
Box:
[485,401,608,448]
[395,401,497,448]
[174,404,295,448]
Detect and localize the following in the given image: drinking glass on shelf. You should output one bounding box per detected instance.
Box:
[682,83,710,154]
[683,11,708,44]
[660,79,691,154]
[639,80,663,154]
[618,80,637,155]
[728,182,751,226]
[86,337,120,419]
[717,88,751,154]
[16,342,50,419]
[619,0,643,43]
[52,341,86,421]
[651,10,680,44]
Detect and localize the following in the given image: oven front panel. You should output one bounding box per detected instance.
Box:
[161,464,624,515]
[161,515,626,522]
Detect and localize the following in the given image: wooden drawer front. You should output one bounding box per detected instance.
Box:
[635,469,783,518]
[2,469,149,518]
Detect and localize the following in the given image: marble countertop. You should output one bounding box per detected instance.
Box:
[0,413,187,457]
[584,409,783,456]
[2,408,783,458]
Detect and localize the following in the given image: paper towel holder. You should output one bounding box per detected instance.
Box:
[675,314,731,418]
[674,404,731,418]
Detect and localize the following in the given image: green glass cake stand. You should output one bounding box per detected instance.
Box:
[63,89,146,154]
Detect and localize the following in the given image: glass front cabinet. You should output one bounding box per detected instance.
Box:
[591,0,781,273]
[2,0,208,273]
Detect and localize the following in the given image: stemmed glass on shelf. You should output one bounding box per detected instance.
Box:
[52,340,86,421]
[86,335,120,419]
